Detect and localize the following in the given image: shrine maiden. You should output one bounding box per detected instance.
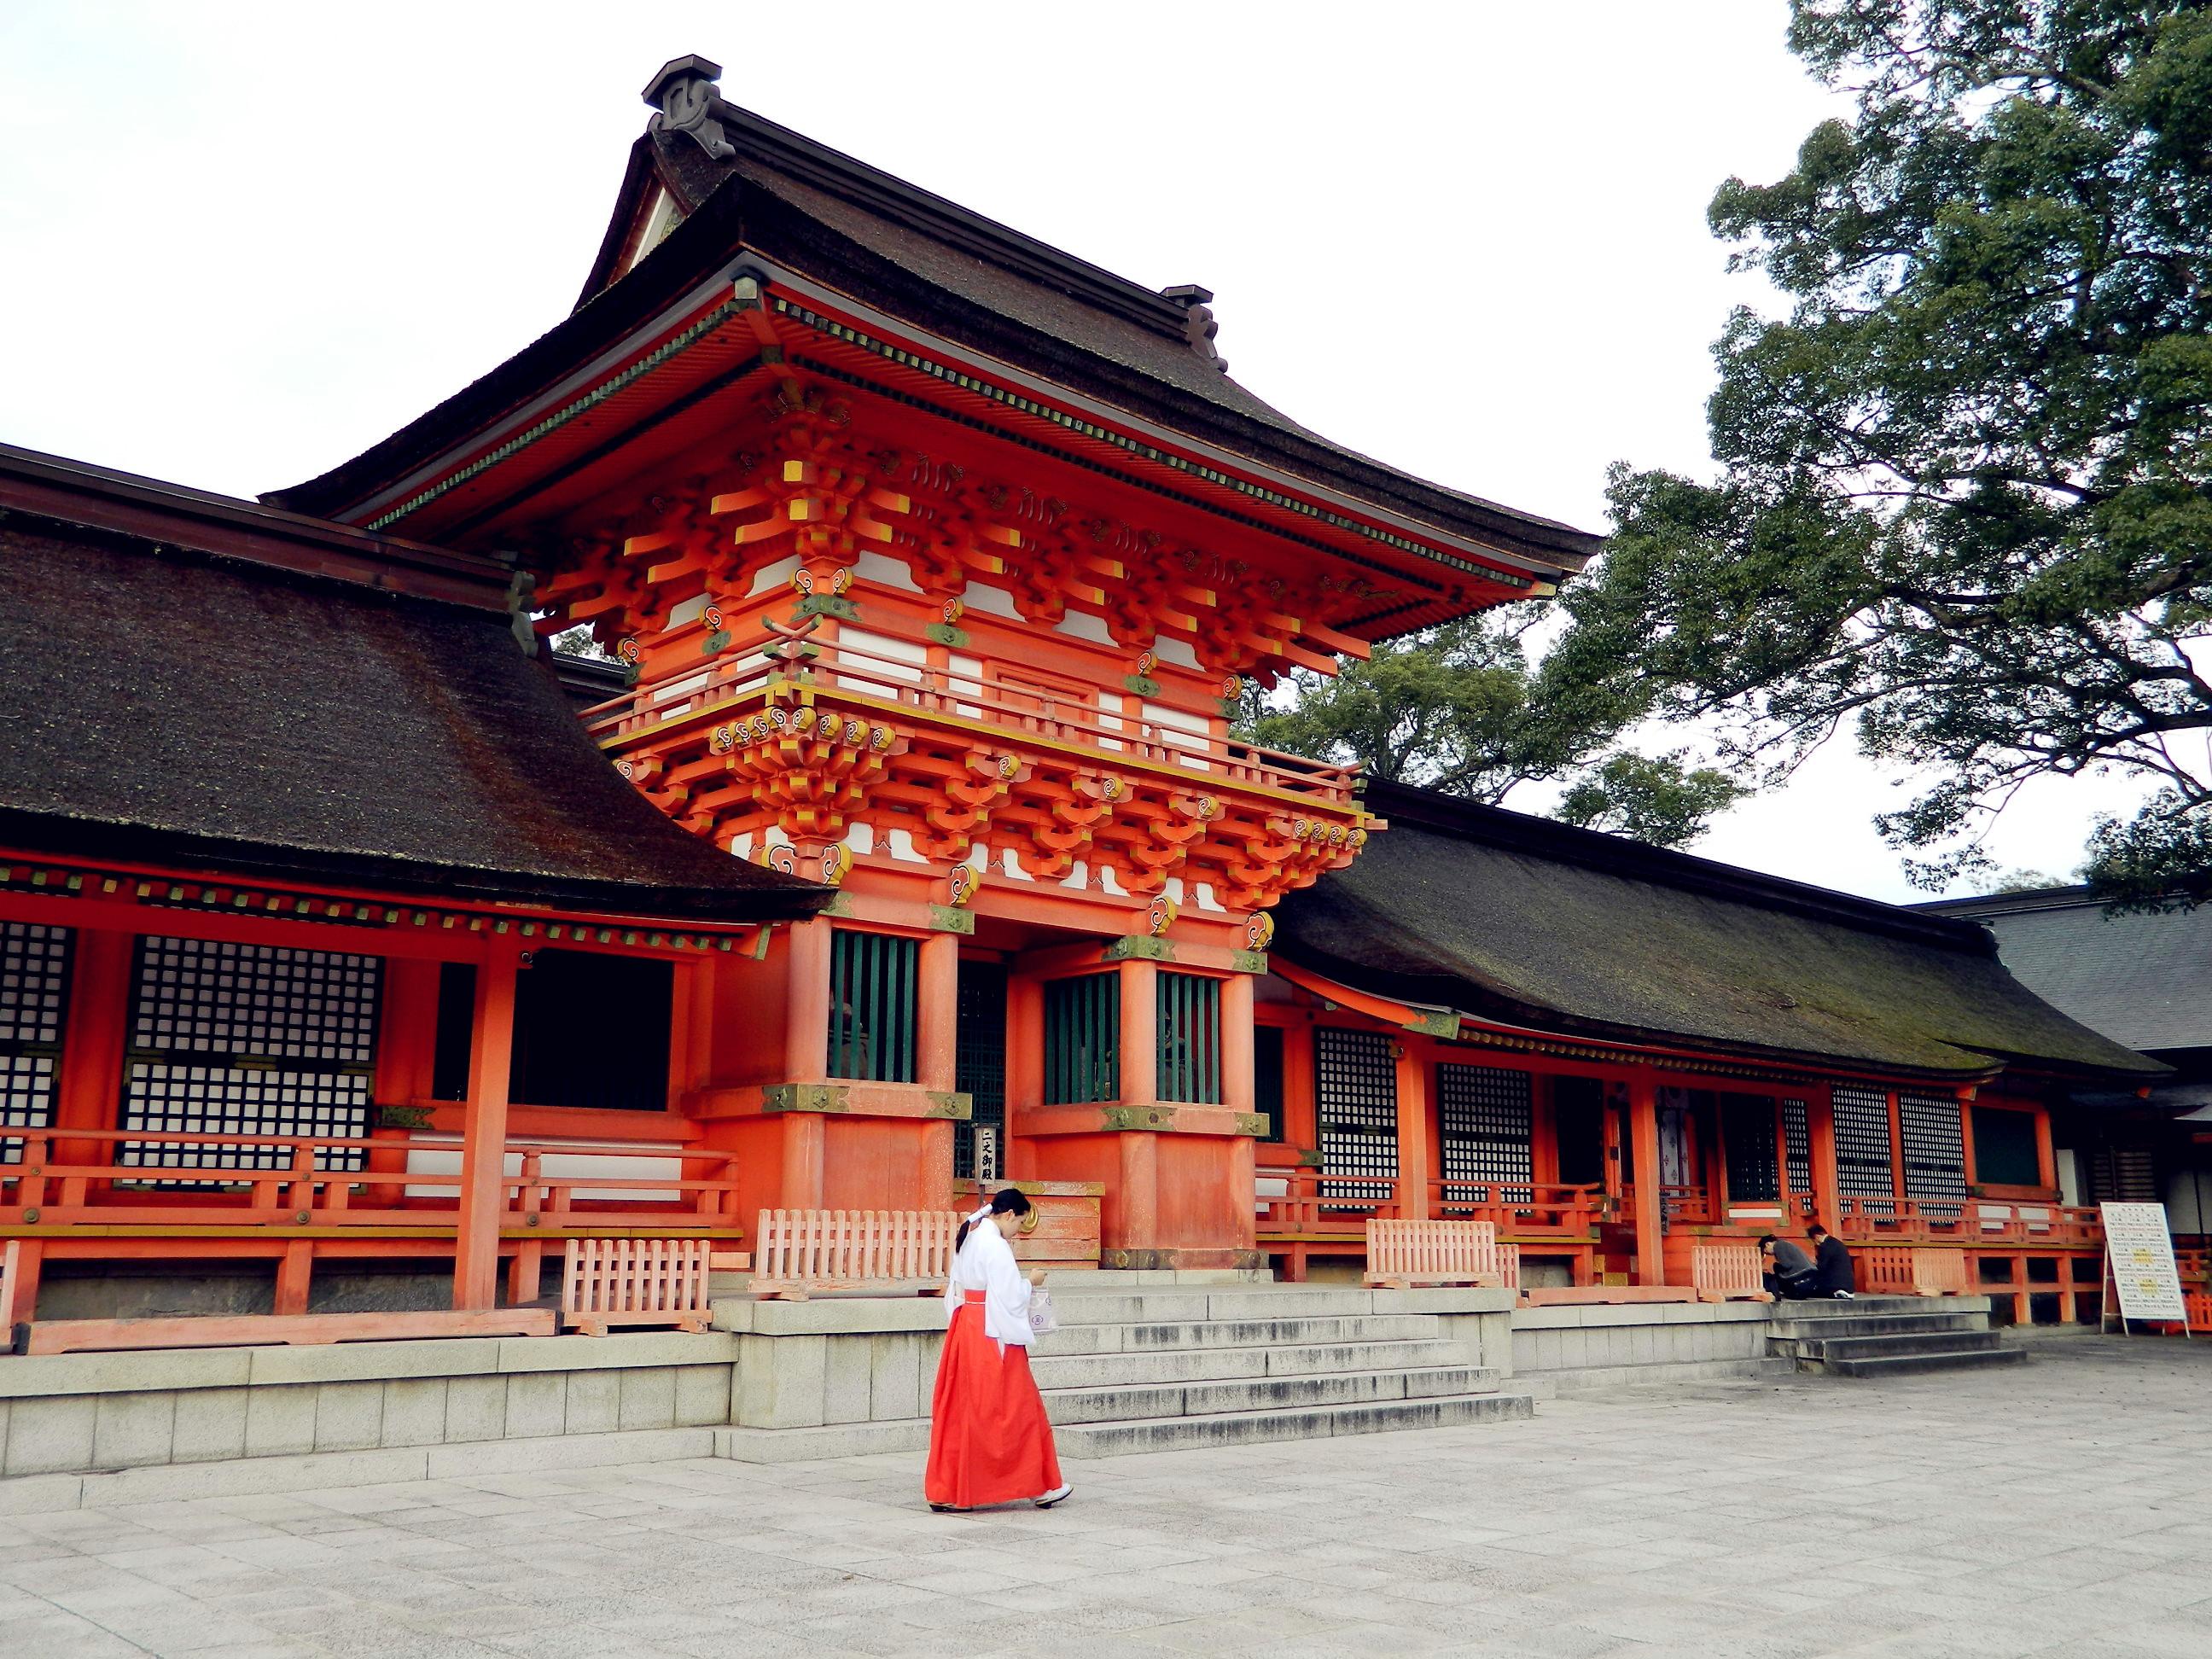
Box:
[925,1188,1072,1511]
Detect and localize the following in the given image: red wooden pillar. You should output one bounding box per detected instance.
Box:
[1115,958,1160,1244]
[453,944,520,1311]
[371,958,440,1213]
[24,926,134,1325]
[1394,1039,1432,1220]
[1220,972,1255,1117]
[783,918,832,1083]
[1004,970,1043,1180]
[1628,1074,1665,1284]
[55,928,132,1160]
[1809,1083,1841,1227]
[917,932,960,1211]
[1117,958,1158,1107]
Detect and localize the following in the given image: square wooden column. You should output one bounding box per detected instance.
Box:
[453,945,519,1312]
[783,918,832,1083]
[1116,958,1158,1106]
[1394,1040,1432,1220]
[916,932,960,1211]
[1220,972,1255,1116]
[1004,971,1044,1179]
[1628,1074,1665,1284]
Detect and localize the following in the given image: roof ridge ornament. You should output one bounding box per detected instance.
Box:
[643,55,735,160]
[1161,284,1229,375]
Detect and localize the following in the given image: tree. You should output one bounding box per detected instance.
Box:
[1556,751,1751,847]
[1237,610,1745,847]
[1546,1,2212,899]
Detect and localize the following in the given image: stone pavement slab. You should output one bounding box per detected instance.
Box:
[3,1333,2209,1656]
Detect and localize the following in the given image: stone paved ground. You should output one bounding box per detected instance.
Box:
[4,1333,2209,1658]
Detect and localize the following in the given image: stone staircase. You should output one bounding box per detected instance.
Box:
[1035,1282,1534,1456]
[1768,1294,2028,1377]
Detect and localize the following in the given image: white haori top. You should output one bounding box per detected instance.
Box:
[946,1209,1034,1352]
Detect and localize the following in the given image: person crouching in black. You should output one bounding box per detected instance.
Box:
[1807,1225,1855,1299]
[1761,1232,1819,1298]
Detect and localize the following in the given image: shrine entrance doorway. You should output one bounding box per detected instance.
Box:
[955,960,1008,1182]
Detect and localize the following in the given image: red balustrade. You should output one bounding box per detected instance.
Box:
[0,1126,742,1234]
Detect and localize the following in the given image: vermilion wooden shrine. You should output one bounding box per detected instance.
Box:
[0,57,2172,1330]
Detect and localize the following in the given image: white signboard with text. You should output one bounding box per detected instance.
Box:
[2100,1202,2187,1324]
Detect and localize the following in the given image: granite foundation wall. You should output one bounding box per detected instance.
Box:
[1510,1301,1773,1376]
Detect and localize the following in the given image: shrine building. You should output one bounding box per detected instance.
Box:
[0,57,2175,1338]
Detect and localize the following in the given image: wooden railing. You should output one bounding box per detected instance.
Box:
[581,630,1363,808]
[1259,1172,1604,1243]
[0,1127,742,1232]
[1255,1170,1409,1235]
[1835,1196,2100,1248]
[1431,1180,1603,1237]
[1660,1185,1714,1225]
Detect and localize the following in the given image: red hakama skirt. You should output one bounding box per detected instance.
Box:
[924,1289,1063,1509]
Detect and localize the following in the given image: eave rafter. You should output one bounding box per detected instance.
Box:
[532,377,1423,690]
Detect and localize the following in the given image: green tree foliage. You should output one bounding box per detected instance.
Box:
[1546,1,2212,898]
[1237,612,1744,847]
[1556,751,1752,846]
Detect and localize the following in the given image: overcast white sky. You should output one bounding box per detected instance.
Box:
[0,1,2152,901]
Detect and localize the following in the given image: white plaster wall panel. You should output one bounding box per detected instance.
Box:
[1143,701,1212,771]
[962,582,1019,618]
[831,627,927,698]
[854,550,921,591]
[749,555,802,594]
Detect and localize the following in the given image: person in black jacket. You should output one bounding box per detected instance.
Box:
[1761,1233,1819,1298]
[1806,1225,1856,1298]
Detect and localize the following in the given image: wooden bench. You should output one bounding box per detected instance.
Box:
[560,1238,728,1335]
[1691,1243,1773,1303]
[749,1208,959,1300]
[1364,1219,1511,1289]
[20,1308,556,1355]
[1861,1244,1970,1297]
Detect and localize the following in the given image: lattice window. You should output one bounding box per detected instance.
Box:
[1316,1027,1396,1200]
[1044,974,1119,1105]
[120,936,379,1172]
[1781,1097,1811,1194]
[1832,1084,1895,1199]
[120,1062,374,1173]
[1155,972,1221,1105]
[1720,1094,1780,1203]
[1899,1091,1968,1207]
[827,929,918,1084]
[0,923,69,1163]
[1437,1063,1532,1185]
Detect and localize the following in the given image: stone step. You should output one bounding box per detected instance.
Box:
[1048,1286,1383,1324]
[1042,1365,1499,1424]
[1533,1356,1798,1394]
[1038,1313,1442,1356]
[1822,1347,2029,1379]
[1027,1336,1474,1390]
[1773,1329,2005,1363]
[1767,1311,1989,1341]
[1054,1388,1536,1458]
[1777,1295,1989,1318]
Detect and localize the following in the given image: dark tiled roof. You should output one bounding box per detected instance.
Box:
[1275,783,2163,1082]
[0,448,826,923]
[1921,887,2212,1055]
[271,90,1599,576]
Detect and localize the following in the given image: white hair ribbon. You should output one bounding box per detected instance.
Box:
[965,1204,993,1225]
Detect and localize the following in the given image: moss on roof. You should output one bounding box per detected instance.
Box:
[1276,783,2163,1082]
